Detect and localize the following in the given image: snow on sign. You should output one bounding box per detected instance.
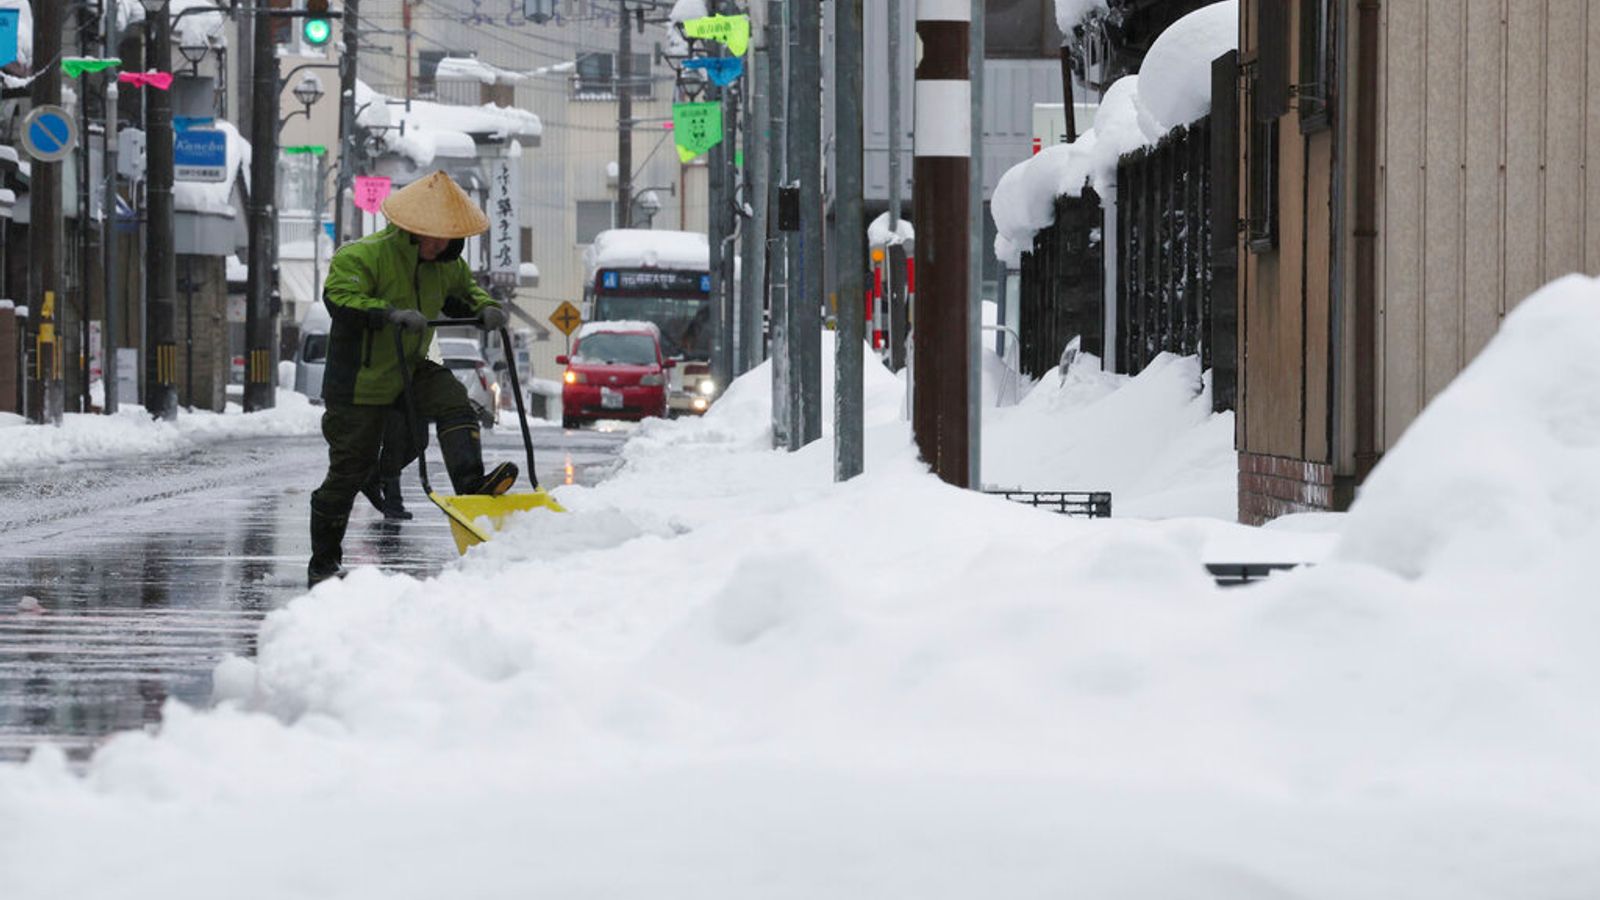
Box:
[353,175,392,214]
[489,157,520,276]
[672,102,722,163]
[173,128,227,182]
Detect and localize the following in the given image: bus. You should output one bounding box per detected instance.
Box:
[581,229,718,415]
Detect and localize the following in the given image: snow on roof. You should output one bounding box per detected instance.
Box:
[0,146,17,165]
[1054,0,1108,32]
[1134,1,1239,133]
[991,1,1238,266]
[436,57,574,85]
[868,212,915,248]
[116,0,228,49]
[357,80,542,168]
[173,119,251,217]
[577,320,661,340]
[225,255,248,284]
[519,262,541,279]
[584,229,710,275]
[669,0,710,23]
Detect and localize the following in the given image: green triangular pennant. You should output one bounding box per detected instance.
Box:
[683,14,751,57]
[673,101,723,163]
[62,57,121,78]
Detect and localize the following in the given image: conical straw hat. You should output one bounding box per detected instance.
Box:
[381,170,490,239]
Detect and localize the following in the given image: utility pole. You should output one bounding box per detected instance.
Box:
[718,79,739,380]
[145,3,179,420]
[886,0,908,373]
[739,16,767,377]
[334,0,360,244]
[245,2,280,411]
[833,0,863,480]
[792,0,823,446]
[616,0,633,228]
[26,0,64,424]
[967,0,984,489]
[103,7,122,413]
[767,0,790,448]
[912,1,970,486]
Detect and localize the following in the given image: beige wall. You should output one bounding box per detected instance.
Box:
[1373,0,1600,450]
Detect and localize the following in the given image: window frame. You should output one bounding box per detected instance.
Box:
[1297,0,1335,133]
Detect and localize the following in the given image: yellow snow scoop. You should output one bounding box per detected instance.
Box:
[398,320,565,556]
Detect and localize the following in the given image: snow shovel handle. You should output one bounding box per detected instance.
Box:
[404,318,542,492]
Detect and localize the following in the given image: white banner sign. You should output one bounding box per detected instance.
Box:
[488,157,521,276]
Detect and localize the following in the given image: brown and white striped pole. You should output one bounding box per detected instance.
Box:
[912,0,971,486]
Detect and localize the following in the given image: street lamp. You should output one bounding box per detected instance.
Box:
[280,73,325,129]
[178,41,210,75]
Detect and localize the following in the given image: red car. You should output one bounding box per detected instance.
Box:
[559,324,676,429]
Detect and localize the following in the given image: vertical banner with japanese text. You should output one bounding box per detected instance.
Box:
[489,158,521,277]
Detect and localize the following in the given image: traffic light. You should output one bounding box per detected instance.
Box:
[303,0,332,46]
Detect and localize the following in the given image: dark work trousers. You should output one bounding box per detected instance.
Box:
[309,362,480,570]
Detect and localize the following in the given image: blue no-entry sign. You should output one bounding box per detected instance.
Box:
[175,128,228,182]
[0,9,19,69]
[21,106,78,163]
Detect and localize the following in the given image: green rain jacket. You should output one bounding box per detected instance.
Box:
[320,225,500,406]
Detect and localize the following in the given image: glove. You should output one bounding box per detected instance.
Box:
[478,305,509,331]
[386,308,428,333]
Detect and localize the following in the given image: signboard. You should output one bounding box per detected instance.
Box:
[0,9,18,70]
[683,56,744,87]
[683,14,752,56]
[550,301,582,337]
[597,270,711,295]
[354,175,392,214]
[174,127,228,182]
[21,106,78,163]
[488,157,520,276]
[672,102,723,163]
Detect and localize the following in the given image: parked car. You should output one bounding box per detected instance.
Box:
[437,336,500,428]
[558,323,674,429]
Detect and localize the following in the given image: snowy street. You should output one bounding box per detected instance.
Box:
[0,425,627,763]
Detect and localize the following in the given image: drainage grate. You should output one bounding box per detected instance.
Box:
[985,490,1113,519]
[1206,562,1306,587]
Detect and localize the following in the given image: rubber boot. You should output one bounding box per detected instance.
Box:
[308,497,351,587]
[359,471,387,515]
[379,476,413,520]
[436,416,518,496]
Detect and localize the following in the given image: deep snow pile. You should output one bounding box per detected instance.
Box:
[5,287,1600,897]
[984,352,1237,519]
[0,391,323,470]
[1338,273,1600,577]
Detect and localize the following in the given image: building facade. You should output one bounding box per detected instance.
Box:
[1236,0,1600,523]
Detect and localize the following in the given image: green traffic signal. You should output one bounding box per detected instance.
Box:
[303,17,332,46]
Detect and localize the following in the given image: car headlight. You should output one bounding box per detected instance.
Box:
[698,379,717,396]
[692,397,709,411]
[640,374,665,386]
[564,370,586,385]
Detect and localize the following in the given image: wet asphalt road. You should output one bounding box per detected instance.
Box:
[0,422,628,763]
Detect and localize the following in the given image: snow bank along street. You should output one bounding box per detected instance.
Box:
[4,277,1599,898]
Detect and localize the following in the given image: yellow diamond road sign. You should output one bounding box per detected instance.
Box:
[550,301,583,337]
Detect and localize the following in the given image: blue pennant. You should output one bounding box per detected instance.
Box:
[683,56,745,87]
